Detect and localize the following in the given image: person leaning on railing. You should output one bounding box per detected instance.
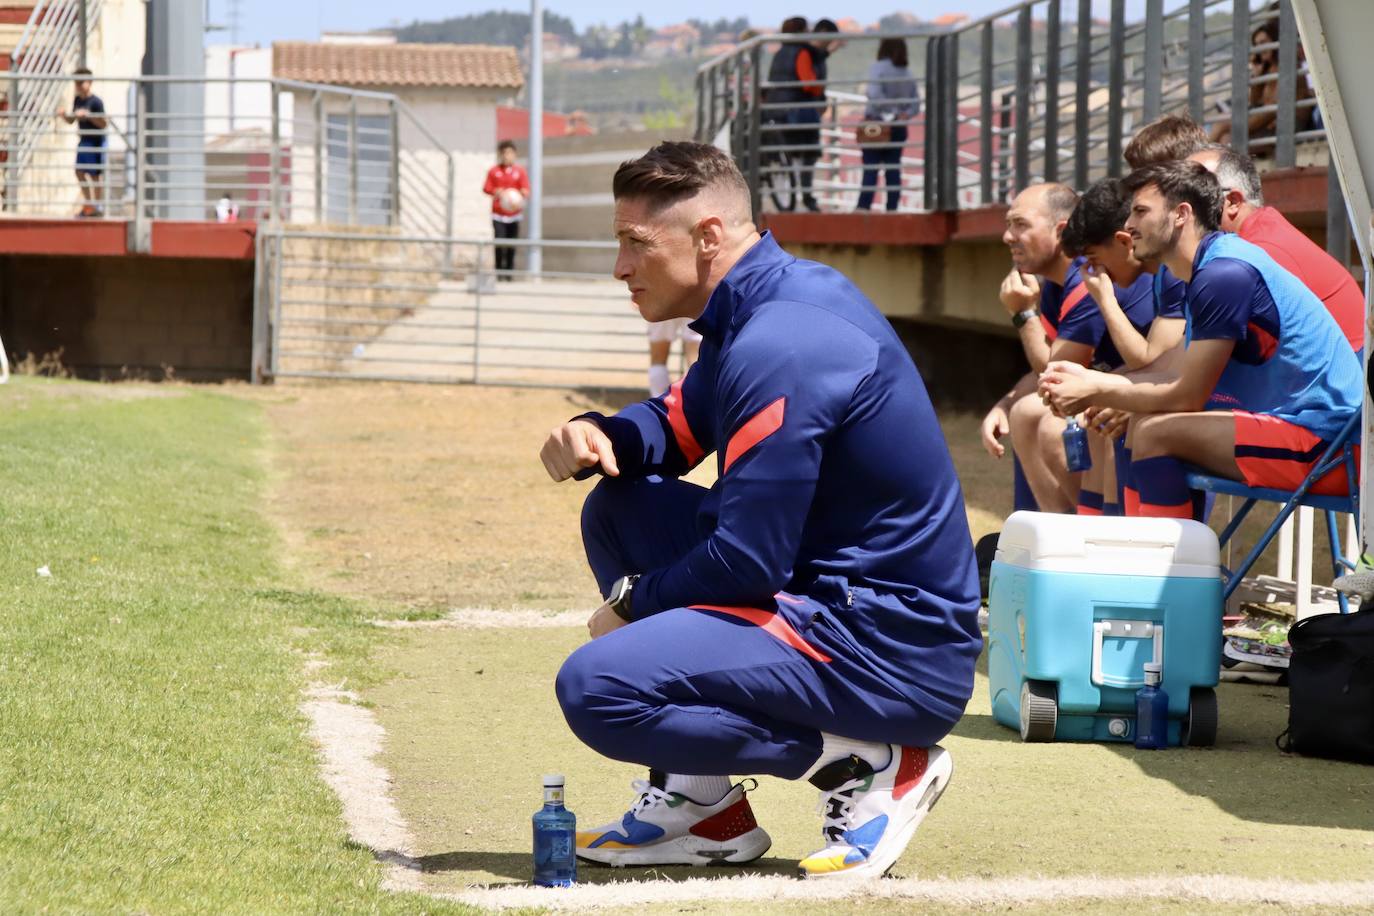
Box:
[765,18,841,212]
[856,38,919,213]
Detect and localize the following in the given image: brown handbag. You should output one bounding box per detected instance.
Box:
[856,121,891,145]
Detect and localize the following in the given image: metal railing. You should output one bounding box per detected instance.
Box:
[697,0,1328,215]
[4,0,105,192]
[256,229,650,389]
[0,73,455,249]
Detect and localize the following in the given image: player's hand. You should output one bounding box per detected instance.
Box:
[999,269,1041,315]
[541,419,619,481]
[587,602,629,639]
[74,108,89,119]
[1082,263,1117,311]
[1040,363,1099,416]
[980,402,1011,458]
[1085,405,1131,440]
[58,108,68,119]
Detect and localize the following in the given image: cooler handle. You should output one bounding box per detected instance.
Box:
[1091,619,1164,688]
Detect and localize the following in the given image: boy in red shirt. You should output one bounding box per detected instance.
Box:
[483,140,531,281]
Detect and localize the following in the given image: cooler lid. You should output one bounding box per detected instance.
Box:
[994,511,1220,579]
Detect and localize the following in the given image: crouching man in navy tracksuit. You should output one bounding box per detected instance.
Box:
[540,141,982,879]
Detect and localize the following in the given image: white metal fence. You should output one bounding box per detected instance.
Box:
[255,230,655,390]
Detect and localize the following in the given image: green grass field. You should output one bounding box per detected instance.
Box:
[0,379,469,914]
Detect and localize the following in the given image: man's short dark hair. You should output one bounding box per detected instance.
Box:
[1122,159,1222,232]
[613,141,749,210]
[780,16,807,33]
[814,18,839,33]
[1203,143,1265,207]
[497,139,517,153]
[1061,178,1130,257]
[74,67,92,77]
[1123,114,1208,169]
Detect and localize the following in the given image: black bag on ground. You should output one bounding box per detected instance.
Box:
[1278,607,1374,763]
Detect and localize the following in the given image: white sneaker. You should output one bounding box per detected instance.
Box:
[576,776,772,867]
[798,744,952,879]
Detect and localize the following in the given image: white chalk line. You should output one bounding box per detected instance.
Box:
[373,607,586,629]
[443,873,1374,911]
[300,682,423,892]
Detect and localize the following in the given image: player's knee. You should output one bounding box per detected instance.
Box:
[556,641,625,747]
[1130,414,1171,459]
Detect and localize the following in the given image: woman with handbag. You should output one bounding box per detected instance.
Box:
[857,39,920,212]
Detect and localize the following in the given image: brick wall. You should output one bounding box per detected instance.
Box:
[0,254,254,380]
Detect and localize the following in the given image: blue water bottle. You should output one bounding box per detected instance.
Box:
[532,774,577,887]
[1134,662,1170,750]
[1062,416,1092,472]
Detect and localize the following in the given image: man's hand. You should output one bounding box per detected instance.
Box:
[980,402,1011,458]
[1040,361,1107,417]
[1082,263,1116,311]
[1084,405,1131,440]
[999,269,1041,316]
[587,601,629,639]
[540,419,619,482]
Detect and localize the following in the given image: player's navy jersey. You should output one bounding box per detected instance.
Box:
[1186,231,1360,440]
[1040,257,1157,371]
[1153,265,1186,319]
[581,232,982,721]
[74,94,105,146]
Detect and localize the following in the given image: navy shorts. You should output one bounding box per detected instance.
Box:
[76,145,105,178]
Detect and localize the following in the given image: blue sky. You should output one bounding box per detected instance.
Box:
[223,1,1155,46]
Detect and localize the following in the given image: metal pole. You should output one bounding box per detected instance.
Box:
[132,80,149,251]
[695,70,705,140]
[1107,0,1125,176]
[270,233,284,378]
[1275,0,1297,168]
[1231,0,1250,151]
[347,96,358,224]
[1044,0,1061,184]
[1327,162,1351,275]
[1143,0,1164,121]
[528,0,544,277]
[312,92,323,224]
[388,99,400,227]
[79,0,88,70]
[444,155,455,271]
[251,226,266,383]
[748,43,762,221]
[1187,0,1205,122]
[1015,9,1032,193]
[942,33,959,210]
[269,83,281,223]
[473,242,484,383]
[980,23,993,205]
[924,37,938,211]
[1075,0,1091,189]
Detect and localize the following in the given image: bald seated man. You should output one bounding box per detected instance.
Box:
[541,141,980,879]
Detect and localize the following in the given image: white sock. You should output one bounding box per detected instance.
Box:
[664,773,732,805]
[648,363,670,398]
[800,733,894,782]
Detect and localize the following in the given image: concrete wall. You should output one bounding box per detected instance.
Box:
[0,255,254,380]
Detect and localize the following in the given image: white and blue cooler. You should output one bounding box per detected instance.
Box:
[987,511,1223,746]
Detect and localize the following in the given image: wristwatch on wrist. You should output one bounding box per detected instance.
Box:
[606,575,640,622]
[1011,308,1039,329]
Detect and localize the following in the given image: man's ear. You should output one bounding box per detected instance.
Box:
[1054,219,1067,242]
[1114,229,1133,250]
[1174,202,1192,229]
[696,214,726,256]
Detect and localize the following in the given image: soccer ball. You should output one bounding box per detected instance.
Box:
[499,188,525,212]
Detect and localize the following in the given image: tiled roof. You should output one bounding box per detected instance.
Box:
[273,41,524,90]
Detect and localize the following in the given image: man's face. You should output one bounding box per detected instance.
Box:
[1002,191,1062,275]
[1187,149,1244,232]
[613,196,704,323]
[75,79,92,97]
[498,147,516,166]
[1125,184,1178,263]
[1082,231,1142,286]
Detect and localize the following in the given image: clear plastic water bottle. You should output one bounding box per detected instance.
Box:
[1062,416,1092,472]
[1134,662,1170,750]
[532,774,576,887]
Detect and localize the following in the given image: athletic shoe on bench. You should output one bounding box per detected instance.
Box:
[576,775,772,867]
[798,744,952,879]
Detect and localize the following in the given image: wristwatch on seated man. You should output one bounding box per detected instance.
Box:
[1011,308,1039,329]
[606,575,640,622]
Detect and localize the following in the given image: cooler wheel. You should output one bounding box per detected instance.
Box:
[1182,687,1218,747]
[1019,680,1058,742]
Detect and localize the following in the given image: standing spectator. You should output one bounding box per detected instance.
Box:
[483,140,530,281]
[215,193,239,223]
[766,18,840,211]
[856,38,919,212]
[58,68,106,218]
